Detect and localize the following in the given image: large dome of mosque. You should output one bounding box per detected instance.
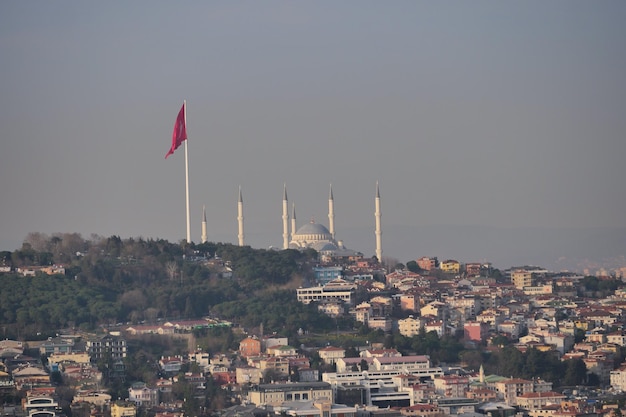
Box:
[293,221,332,241]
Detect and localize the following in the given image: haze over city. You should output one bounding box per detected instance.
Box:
[1,2,625,273]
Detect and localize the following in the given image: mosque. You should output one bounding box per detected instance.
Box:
[201,183,384,262]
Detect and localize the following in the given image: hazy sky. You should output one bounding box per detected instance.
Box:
[1,2,625,271]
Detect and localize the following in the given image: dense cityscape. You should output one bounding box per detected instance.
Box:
[1,233,626,417]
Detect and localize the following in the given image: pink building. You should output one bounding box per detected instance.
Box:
[464,321,489,342]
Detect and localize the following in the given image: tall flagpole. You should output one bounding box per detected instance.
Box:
[183,100,191,243]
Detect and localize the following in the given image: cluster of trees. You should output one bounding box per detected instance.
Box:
[483,346,603,388]
[0,234,327,339]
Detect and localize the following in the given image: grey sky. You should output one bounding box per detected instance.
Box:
[1,2,625,271]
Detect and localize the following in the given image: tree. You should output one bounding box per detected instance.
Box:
[406,260,421,273]
[563,359,587,387]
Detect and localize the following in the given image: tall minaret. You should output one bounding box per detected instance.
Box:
[282,184,290,249]
[328,184,335,240]
[201,205,208,244]
[291,203,297,240]
[375,181,383,262]
[237,186,245,246]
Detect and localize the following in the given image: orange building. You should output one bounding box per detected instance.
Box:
[239,337,261,358]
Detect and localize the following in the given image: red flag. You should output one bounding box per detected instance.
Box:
[165,103,187,159]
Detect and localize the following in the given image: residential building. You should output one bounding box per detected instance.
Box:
[398,317,422,338]
[239,337,261,358]
[511,270,534,290]
[247,382,333,406]
[85,334,127,361]
[610,363,626,391]
[313,266,344,285]
[111,402,136,417]
[495,378,533,405]
[317,301,345,318]
[236,367,262,385]
[464,321,489,342]
[440,260,460,274]
[39,337,75,355]
[297,279,357,305]
[433,375,469,398]
[319,347,346,365]
[128,382,159,407]
[399,294,419,313]
[516,391,566,410]
[159,356,183,375]
[416,257,437,271]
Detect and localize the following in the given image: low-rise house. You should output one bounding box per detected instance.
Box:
[400,403,442,417]
[516,391,566,410]
[497,321,522,340]
[12,366,50,390]
[440,260,460,274]
[420,302,447,321]
[319,347,346,365]
[159,356,183,375]
[434,397,479,415]
[360,349,402,358]
[164,319,215,332]
[607,332,626,347]
[125,325,174,336]
[424,321,444,337]
[174,372,206,394]
[262,336,289,350]
[61,364,103,387]
[466,387,498,402]
[236,366,262,385]
[39,337,75,355]
[318,301,345,318]
[355,302,372,324]
[48,352,90,368]
[259,357,290,377]
[188,350,210,370]
[368,317,393,332]
[373,355,431,372]
[542,333,574,355]
[297,367,320,383]
[128,382,159,407]
[267,345,297,357]
[111,401,137,417]
[335,357,374,373]
[72,392,111,407]
[417,257,437,271]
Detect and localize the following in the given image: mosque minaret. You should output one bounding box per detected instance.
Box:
[282,184,290,250]
[237,186,245,246]
[328,184,335,240]
[291,203,297,240]
[215,182,382,262]
[201,205,208,244]
[375,181,383,262]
